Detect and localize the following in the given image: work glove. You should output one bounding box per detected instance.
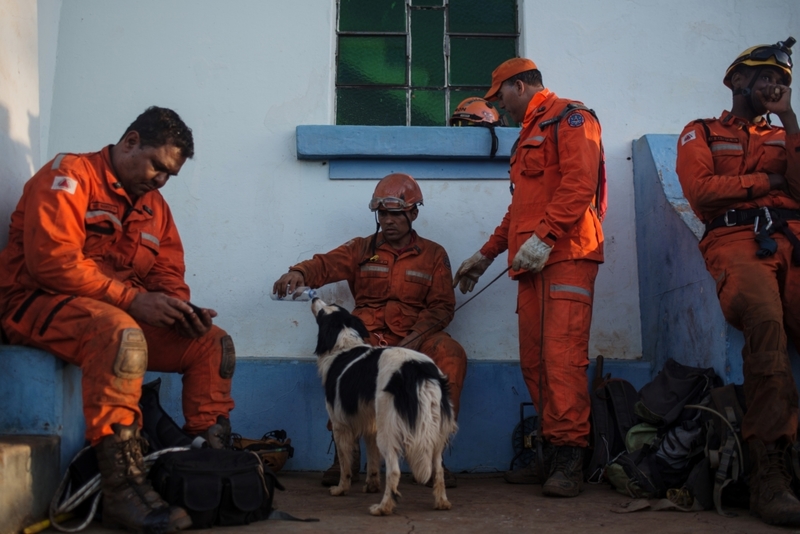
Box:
[511,235,553,273]
[453,251,493,294]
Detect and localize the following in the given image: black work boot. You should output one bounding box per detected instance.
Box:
[425,463,457,488]
[321,441,361,487]
[195,415,232,449]
[96,423,191,533]
[504,442,554,485]
[542,446,584,497]
[748,440,800,526]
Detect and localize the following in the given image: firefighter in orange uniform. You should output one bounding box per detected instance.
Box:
[272,173,466,488]
[453,58,605,497]
[0,107,236,533]
[676,38,800,526]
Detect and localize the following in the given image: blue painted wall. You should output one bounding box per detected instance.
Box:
[632,134,799,383]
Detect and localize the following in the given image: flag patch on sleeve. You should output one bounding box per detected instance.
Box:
[52,176,77,194]
[681,130,697,146]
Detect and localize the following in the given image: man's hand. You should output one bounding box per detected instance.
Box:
[127,292,216,338]
[769,173,788,192]
[399,332,423,351]
[511,235,553,273]
[272,271,305,298]
[756,83,793,115]
[453,251,493,294]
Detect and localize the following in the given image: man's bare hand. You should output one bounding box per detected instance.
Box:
[272,271,305,298]
[128,292,216,338]
[756,84,793,115]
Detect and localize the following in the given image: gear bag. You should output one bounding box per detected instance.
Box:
[585,355,639,483]
[139,378,195,450]
[149,448,284,528]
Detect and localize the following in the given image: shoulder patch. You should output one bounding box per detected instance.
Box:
[443,252,451,271]
[681,130,697,146]
[567,112,584,128]
[51,176,77,195]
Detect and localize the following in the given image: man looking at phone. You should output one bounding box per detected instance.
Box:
[0,107,235,532]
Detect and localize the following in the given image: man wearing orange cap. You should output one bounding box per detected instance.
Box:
[273,173,466,489]
[676,38,800,526]
[453,58,605,497]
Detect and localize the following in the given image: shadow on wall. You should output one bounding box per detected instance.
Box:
[0,103,39,250]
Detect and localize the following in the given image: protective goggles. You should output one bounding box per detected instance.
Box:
[732,45,793,70]
[369,197,416,211]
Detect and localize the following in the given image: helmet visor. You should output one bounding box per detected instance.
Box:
[369,196,414,211]
[732,46,793,70]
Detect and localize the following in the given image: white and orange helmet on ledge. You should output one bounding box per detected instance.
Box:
[369,173,423,212]
[449,97,503,158]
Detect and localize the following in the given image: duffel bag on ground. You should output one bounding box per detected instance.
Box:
[149,448,284,528]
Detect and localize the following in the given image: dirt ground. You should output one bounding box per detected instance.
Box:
[66,471,797,534]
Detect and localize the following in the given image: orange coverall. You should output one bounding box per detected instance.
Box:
[480,89,604,447]
[677,111,800,443]
[290,232,467,416]
[0,147,235,445]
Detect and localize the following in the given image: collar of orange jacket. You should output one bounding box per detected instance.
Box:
[522,88,553,128]
[720,110,770,129]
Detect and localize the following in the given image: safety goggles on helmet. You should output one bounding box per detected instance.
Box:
[369,196,417,212]
[730,45,793,71]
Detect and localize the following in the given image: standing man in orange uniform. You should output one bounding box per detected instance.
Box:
[453,58,605,498]
[273,173,466,488]
[676,38,800,527]
[0,107,236,533]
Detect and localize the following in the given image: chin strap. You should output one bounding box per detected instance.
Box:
[732,67,764,116]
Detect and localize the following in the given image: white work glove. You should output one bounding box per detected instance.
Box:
[452,251,494,294]
[511,235,553,273]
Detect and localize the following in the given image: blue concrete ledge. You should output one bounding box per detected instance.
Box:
[295,125,520,180]
[1,346,651,473]
[632,134,799,383]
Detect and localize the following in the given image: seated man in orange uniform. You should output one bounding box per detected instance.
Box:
[272,173,466,488]
[676,38,800,527]
[0,107,235,533]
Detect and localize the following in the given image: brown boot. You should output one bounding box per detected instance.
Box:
[542,446,584,497]
[194,415,232,449]
[321,441,361,487]
[504,442,554,485]
[748,440,800,526]
[96,423,191,533]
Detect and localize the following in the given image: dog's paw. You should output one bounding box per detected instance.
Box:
[329,486,348,496]
[363,480,381,493]
[369,503,393,516]
[434,499,452,511]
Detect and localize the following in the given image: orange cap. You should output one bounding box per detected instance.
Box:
[484,58,538,101]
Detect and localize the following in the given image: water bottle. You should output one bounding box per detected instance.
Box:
[270,286,318,301]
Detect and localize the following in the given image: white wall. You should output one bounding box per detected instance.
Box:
[38,0,800,361]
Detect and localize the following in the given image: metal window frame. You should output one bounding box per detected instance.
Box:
[335,0,519,126]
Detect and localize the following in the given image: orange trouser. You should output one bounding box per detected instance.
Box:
[517,260,598,447]
[701,229,800,443]
[1,291,235,445]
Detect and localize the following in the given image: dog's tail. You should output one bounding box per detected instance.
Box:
[384,361,456,484]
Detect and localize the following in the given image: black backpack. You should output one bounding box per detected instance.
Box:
[149,448,284,528]
[585,355,639,482]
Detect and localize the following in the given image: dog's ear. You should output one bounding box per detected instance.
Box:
[346,313,370,341]
[314,312,341,356]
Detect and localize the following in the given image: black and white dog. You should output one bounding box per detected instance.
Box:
[311,299,457,516]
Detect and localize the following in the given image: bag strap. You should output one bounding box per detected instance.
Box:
[606,380,638,437]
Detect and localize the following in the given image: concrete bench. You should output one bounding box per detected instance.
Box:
[632,134,800,382]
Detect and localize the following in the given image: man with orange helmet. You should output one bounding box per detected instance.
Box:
[453,58,605,498]
[450,97,503,158]
[0,107,237,532]
[676,37,800,526]
[273,173,466,488]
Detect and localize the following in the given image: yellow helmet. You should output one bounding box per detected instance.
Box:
[724,37,794,88]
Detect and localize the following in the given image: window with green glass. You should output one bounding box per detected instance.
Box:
[336,0,518,126]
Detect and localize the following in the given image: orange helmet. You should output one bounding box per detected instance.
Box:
[724,37,794,88]
[449,97,501,126]
[369,173,423,212]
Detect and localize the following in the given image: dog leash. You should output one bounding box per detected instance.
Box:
[397,266,511,348]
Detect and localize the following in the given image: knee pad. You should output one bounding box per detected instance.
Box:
[113,328,148,379]
[219,335,236,379]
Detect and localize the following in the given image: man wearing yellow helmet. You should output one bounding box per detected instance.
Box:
[676,37,800,527]
[272,173,466,488]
